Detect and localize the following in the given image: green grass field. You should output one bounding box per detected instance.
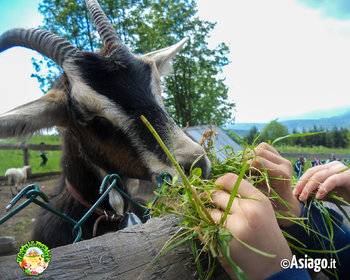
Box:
[1,133,350,177]
[277,145,350,154]
[277,144,350,176]
[0,134,62,175]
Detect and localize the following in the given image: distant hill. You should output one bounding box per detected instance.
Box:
[227,109,350,136]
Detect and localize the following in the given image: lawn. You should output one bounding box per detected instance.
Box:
[277,144,350,176]
[0,134,62,175]
[277,145,350,155]
[1,133,349,177]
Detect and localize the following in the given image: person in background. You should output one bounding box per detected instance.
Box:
[310,157,321,167]
[211,143,350,279]
[326,152,337,163]
[294,157,305,178]
[39,142,48,166]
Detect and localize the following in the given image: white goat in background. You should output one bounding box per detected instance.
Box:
[5,165,31,196]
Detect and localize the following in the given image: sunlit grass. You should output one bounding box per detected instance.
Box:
[0,133,62,175]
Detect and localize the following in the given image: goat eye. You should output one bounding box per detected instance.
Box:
[87,116,115,135]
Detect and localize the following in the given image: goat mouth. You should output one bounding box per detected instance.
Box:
[150,158,211,184]
[182,156,212,179]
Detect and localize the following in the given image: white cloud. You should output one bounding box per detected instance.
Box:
[0,48,43,114]
[0,0,44,115]
[197,0,350,122]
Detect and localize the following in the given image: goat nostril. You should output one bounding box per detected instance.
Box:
[182,163,192,176]
[182,156,211,179]
[196,156,211,179]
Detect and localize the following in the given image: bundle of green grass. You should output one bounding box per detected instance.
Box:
[141,116,350,280]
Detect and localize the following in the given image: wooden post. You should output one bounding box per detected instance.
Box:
[0,215,229,280]
[22,148,29,166]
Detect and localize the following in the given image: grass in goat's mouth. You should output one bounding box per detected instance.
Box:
[141,116,350,280]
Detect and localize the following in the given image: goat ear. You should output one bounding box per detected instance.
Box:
[144,38,189,75]
[0,89,69,138]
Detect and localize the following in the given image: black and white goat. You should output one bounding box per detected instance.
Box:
[0,0,210,248]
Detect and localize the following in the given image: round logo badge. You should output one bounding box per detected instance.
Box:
[17,241,51,276]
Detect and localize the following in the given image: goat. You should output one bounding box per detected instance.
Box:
[0,0,211,248]
[4,165,31,196]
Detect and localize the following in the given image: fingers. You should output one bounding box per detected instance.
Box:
[316,172,348,199]
[254,144,289,167]
[245,142,278,162]
[255,142,280,156]
[294,168,330,200]
[214,173,264,198]
[294,164,327,194]
[210,188,239,215]
[211,173,268,216]
[294,161,347,201]
[251,156,289,179]
[210,208,224,223]
[248,143,292,179]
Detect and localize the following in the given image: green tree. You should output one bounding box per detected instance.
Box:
[260,120,290,145]
[244,125,259,145]
[32,0,234,126]
[292,128,306,147]
[133,0,233,126]
[305,125,325,147]
[331,127,349,148]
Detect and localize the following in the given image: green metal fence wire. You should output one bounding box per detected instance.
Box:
[1,184,83,243]
[0,173,172,244]
[143,172,172,218]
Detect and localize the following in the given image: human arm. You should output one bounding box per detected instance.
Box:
[250,146,350,277]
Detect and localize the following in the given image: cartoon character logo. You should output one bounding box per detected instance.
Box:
[17,241,51,276]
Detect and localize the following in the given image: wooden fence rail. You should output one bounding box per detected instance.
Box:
[279,152,350,160]
[0,215,229,280]
[0,144,62,150]
[0,143,61,167]
[0,144,62,181]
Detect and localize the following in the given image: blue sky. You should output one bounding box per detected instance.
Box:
[0,0,42,32]
[298,0,350,20]
[0,0,43,113]
[2,0,350,123]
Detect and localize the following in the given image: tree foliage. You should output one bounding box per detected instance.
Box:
[32,0,234,126]
[244,121,350,148]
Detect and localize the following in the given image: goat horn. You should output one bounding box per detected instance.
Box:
[0,28,78,67]
[84,0,121,45]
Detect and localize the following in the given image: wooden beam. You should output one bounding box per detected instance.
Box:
[0,144,61,151]
[0,215,228,280]
[280,152,350,159]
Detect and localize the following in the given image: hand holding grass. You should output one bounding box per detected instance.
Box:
[210,173,292,280]
[249,142,301,226]
[294,161,350,203]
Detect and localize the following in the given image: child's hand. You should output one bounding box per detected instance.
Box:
[249,142,301,226]
[294,161,350,203]
[210,173,292,280]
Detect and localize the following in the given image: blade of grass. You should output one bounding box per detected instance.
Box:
[219,160,249,225]
[231,234,276,258]
[140,115,215,225]
[218,240,248,280]
[272,131,326,146]
[152,230,198,263]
